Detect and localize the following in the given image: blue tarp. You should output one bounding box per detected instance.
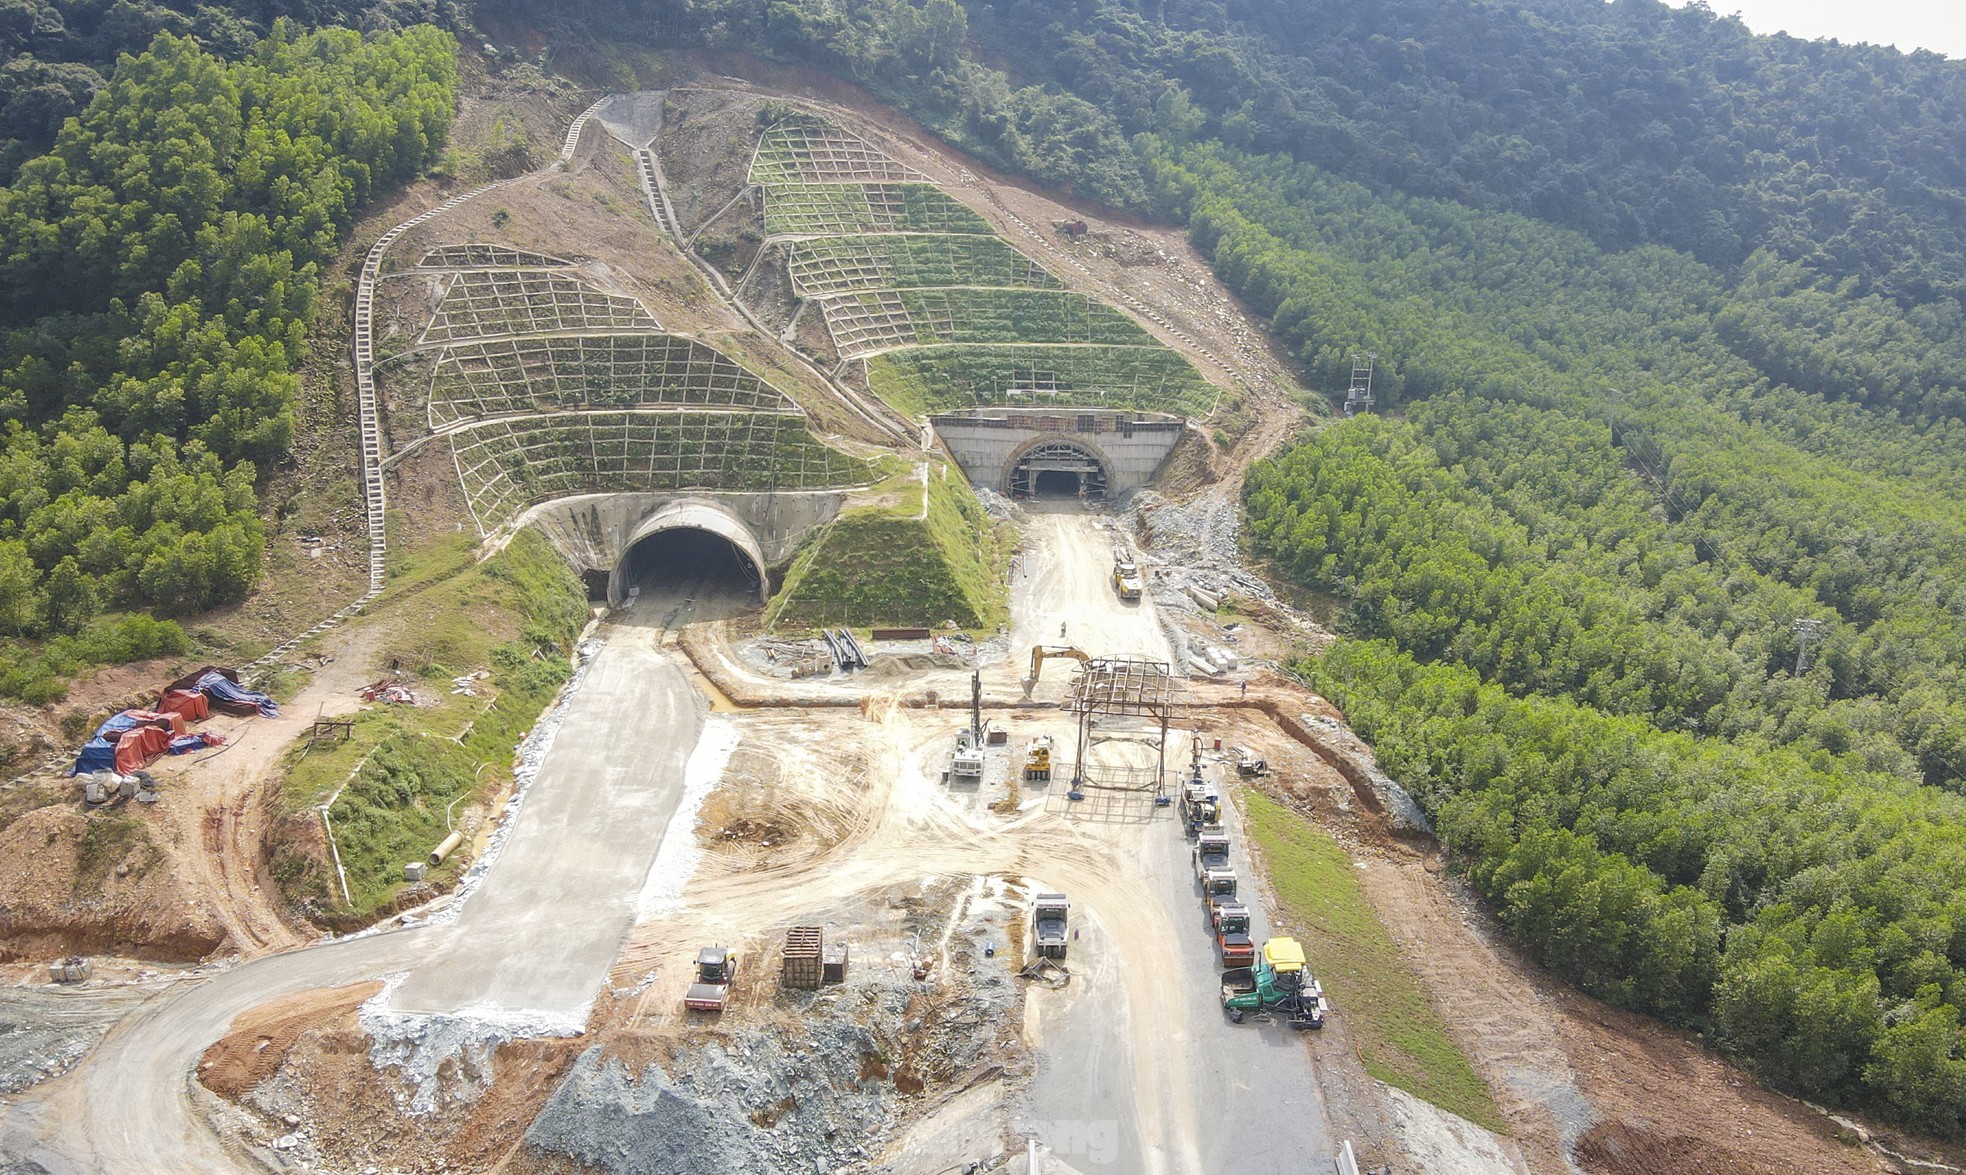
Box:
[72,737,116,776]
[169,733,222,755]
[196,671,279,718]
[93,712,142,740]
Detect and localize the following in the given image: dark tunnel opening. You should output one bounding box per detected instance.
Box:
[1008,440,1109,500]
[620,526,762,600]
[1031,469,1086,497]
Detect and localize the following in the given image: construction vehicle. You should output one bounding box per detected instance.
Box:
[945,670,985,783]
[1203,870,1239,902]
[947,728,984,782]
[1023,644,1089,696]
[1211,902,1256,968]
[1220,937,1327,1028]
[1112,545,1143,601]
[684,946,737,1011]
[1194,831,1238,901]
[1181,777,1221,836]
[1178,736,1221,834]
[1236,748,1269,777]
[1031,893,1071,960]
[1024,735,1053,783]
[1193,832,1232,882]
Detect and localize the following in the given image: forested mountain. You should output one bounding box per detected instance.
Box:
[0,1,458,177]
[0,21,454,697]
[490,0,1966,1134]
[7,0,1966,1137]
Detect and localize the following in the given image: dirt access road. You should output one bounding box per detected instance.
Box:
[0,582,716,1173]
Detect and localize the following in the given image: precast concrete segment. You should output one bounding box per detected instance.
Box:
[385,627,704,1018]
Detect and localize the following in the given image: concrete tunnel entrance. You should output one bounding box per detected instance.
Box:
[609,500,771,607]
[1007,438,1110,500]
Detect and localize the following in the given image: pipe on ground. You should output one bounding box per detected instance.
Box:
[429,829,464,866]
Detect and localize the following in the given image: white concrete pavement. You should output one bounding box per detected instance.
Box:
[1015,503,1334,1173]
[386,616,702,1020]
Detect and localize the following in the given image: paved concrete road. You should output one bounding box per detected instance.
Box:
[0,612,706,1173]
[1016,503,1333,1174]
[1023,793,1334,1175]
[388,614,703,1020]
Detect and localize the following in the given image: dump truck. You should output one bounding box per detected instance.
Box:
[1031,893,1071,960]
[1112,546,1143,601]
[684,946,737,1012]
[1211,902,1256,968]
[1221,937,1326,1028]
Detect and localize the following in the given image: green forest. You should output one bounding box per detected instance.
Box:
[0,19,454,698]
[8,0,1966,1142]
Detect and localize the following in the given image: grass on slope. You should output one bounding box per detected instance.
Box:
[271,529,587,926]
[767,461,1010,630]
[1243,787,1505,1132]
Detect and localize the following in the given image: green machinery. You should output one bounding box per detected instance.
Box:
[1220,937,1327,1029]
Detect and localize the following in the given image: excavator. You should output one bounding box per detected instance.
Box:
[1022,645,1088,697]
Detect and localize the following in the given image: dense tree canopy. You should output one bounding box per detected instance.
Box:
[0,0,461,177]
[0,23,454,695]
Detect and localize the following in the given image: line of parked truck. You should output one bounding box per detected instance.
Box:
[1180,750,1329,1030]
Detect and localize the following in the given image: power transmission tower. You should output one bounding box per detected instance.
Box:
[1344,353,1376,417]
[1793,618,1829,675]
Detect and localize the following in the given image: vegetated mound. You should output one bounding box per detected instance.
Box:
[768,464,1007,630]
[662,94,1222,422]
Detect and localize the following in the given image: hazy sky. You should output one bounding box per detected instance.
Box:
[1680,0,1966,58]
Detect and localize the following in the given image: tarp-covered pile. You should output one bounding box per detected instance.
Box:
[192,670,279,718]
[161,665,275,718]
[74,709,191,775]
[71,663,271,777]
[157,689,209,722]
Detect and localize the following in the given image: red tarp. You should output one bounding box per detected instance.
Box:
[113,725,171,774]
[163,665,257,716]
[122,709,186,737]
[157,690,209,722]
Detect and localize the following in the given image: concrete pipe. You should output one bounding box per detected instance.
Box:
[429,829,464,866]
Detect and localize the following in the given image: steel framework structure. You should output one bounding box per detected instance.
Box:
[1063,657,1183,797]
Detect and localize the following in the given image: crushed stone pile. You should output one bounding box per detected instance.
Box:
[529,915,1024,1175]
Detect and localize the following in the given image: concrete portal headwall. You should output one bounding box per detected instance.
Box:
[930,409,1187,498]
[517,491,846,604]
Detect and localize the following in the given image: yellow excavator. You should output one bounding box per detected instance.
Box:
[1023,645,1089,697]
